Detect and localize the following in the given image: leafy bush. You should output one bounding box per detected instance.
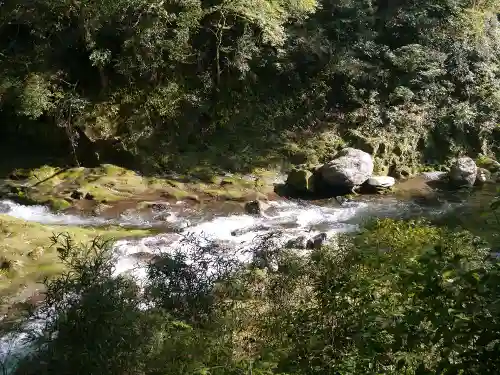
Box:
[5,217,500,375]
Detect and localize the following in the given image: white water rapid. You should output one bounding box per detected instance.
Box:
[0,195,459,373]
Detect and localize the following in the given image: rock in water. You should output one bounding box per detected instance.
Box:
[320,148,373,189]
[449,157,477,187]
[366,176,395,188]
[0,202,10,213]
[420,171,447,182]
[476,156,500,173]
[475,168,491,185]
[306,233,327,249]
[286,169,314,193]
[70,190,84,200]
[244,200,269,216]
[285,235,308,249]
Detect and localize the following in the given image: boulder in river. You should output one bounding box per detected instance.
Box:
[449,157,477,188]
[476,156,500,173]
[286,169,315,193]
[420,171,447,182]
[475,168,491,185]
[319,148,373,191]
[70,190,84,200]
[306,233,327,249]
[0,202,10,213]
[244,200,269,216]
[285,235,308,249]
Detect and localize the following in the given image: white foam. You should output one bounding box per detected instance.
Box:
[0,200,181,228]
[110,200,367,280]
[0,200,108,226]
[0,194,463,374]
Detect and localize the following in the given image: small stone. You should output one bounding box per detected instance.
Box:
[27,247,44,260]
[0,202,10,213]
[0,258,12,270]
[285,236,308,249]
[244,200,269,216]
[306,233,327,249]
[70,190,84,200]
[150,203,169,212]
[366,176,395,188]
[84,192,95,200]
[420,171,447,181]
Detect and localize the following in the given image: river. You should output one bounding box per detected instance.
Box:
[0,185,491,373]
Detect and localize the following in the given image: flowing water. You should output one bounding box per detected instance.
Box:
[0,186,494,373]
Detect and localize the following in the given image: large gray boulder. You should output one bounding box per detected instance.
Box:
[319,148,373,189]
[449,157,477,187]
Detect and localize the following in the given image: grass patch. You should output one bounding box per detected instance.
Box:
[0,214,153,310]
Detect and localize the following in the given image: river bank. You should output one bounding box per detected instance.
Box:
[0,159,498,320]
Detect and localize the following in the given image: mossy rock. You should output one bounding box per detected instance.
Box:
[0,214,154,312]
[286,169,315,193]
[476,155,500,173]
[47,198,72,211]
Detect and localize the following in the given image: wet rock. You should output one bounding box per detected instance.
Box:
[0,258,22,271]
[27,247,44,260]
[0,202,10,213]
[0,258,12,270]
[388,165,412,180]
[306,233,327,249]
[84,192,95,200]
[334,196,350,206]
[286,169,315,193]
[285,235,308,249]
[231,224,270,237]
[130,252,157,262]
[70,190,84,200]
[449,157,477,188]
[475,168,491,185]
[476,156,500,173]
[92,203,112,216]
[420,171,447,182]
[244,200,269,216]
[319,148,373,190]
[366,176,395,188]
[150,202,169,212]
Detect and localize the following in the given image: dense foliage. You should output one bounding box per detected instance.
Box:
[1,0,500,172]
[4,217,500,375]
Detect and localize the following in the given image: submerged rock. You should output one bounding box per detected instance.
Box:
[449,157,477,188]
[319,148,373,190]
[231,224,270,236]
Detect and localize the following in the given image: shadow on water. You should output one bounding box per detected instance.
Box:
[431,183,500,247]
